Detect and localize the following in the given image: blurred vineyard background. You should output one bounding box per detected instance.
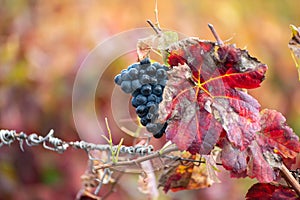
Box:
[0,0,300,199]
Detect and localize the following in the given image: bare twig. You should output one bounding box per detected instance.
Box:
[94,146,179,171]
[154,0,161,31]
[208,24,224,46]
[280,163,300,196]
[147,19,162,35]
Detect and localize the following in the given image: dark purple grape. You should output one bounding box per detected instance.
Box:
[147,94,157,102]
[152,85,163,96]
[146,123,158,133]
[128,68,139,79]
[156,68,167,80]
[146,65,156,76]
[121,70,131,81]
[140,74,151,85]
[140,58,151,65]
[136,105,148,117]
[140,117,148,126]
[140,84,152,96]
[121,81,132,93]
[134,94,147,105]
[131,80,142,91]
[153,131,164,138]
[114,74,122,85]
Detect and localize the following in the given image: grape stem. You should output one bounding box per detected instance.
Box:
[280,163,300,196]
[147,19,162,36]
[208,24,224,47]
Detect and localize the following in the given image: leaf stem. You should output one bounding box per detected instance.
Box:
[280,163,300,197]
[208,24,224,46]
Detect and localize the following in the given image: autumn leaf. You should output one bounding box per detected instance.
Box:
[258,109,300,159]
[247,141,278,182]
[220,108,300,182]
[220,138,248,178]
[158,38,267,154]
[220,138,278,182]
[288,24,300,80]
[246,183,299,200]
[158,151,218,193]
[158,64,223,154]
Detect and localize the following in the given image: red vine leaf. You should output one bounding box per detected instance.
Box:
[246,183,299,200]
[158,38,267,154]
[220,138,278,182]
[247,141,278,182]
[158,64,223,154]
[158,151,218,193]
[258,109,300,159]
[220,108,300,182]
[220,138,247,178]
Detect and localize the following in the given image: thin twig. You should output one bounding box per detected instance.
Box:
[280,163,300,197]
[147,19,162,35]
[154,0,161,31]
[208,24,224,46]
[94,146,179,171]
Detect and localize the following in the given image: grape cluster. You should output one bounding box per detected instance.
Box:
[114,58,168,138]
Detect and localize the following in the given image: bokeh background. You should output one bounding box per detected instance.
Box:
[0,0,300,199]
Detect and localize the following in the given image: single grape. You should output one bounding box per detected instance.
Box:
[134,94,147,106]
[140,58,151,65]
[155,123,167,138]
[121,70,131,81]
[156,68,167,80]
[136,105,148,117]
[146,65,156,76]
[153,131,164,138]
[121,81,132,93]
[152,85,163,96]
[131,79,142,91]
[140,117,148,126]
[146,123,158,133]
[147,94,157,102]
[140,84,152,96]
[114,74,122,85]
[131,97,139,108]
[128,68,139,79]
[140,74,151,85]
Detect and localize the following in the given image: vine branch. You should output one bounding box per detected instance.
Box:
[280,163,300,196]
